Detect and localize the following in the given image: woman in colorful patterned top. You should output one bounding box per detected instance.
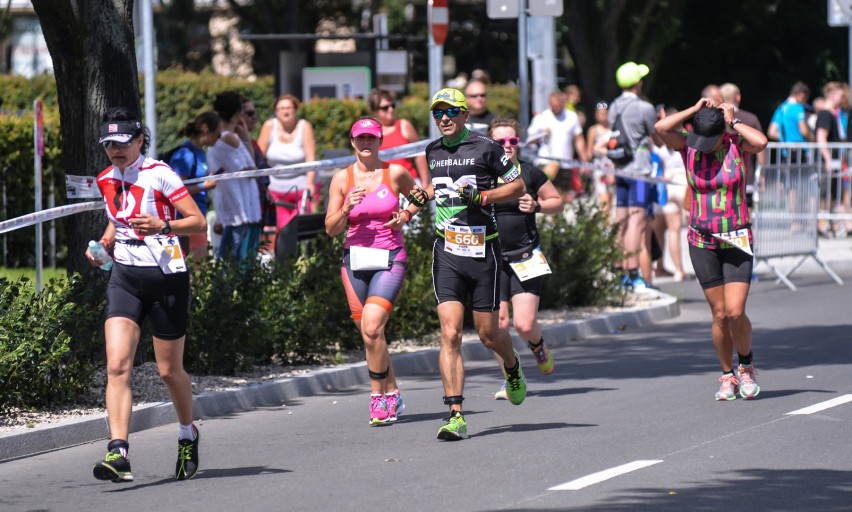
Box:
[324,117,427,426]
[655,98,767,402]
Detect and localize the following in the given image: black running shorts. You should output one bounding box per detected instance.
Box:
[499,260,544,302]
[432,237,501,312]
[106,262,191,340]
[688,244,753,290]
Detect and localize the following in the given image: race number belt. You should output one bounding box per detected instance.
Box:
[711,228,753,255]
[444,225,486,258]
[144,234,187,273]
[508,246,552,281]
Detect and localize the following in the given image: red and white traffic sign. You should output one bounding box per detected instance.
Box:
[429,0,449,46]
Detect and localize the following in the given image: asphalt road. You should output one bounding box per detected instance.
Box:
[2,271,852,512]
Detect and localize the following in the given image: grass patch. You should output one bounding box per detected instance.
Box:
[0,267,67,284]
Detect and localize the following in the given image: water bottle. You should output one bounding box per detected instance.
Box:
[87,240,114,271]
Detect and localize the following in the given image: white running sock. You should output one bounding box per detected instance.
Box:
[178,423,195,441]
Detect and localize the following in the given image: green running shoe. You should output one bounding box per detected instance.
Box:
[175,425,200,481]
[437,410,468,440]
[505,350,527,405]
[93,448,133,482]
[529,341,554,375]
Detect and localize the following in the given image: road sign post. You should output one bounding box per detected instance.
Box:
[428,0,449,139]
[827,0,852,91]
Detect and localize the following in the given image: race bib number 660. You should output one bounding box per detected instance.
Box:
[444,225,486,258]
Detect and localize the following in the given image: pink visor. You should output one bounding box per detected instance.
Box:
[350,118,383,138]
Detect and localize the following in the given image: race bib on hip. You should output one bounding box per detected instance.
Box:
[144,235,187,273]
[711,228,753,255]
[444,225,486,258]
[508,246,552,281]
[350,246,391,271]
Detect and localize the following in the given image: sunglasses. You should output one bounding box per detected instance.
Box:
[102,140,134,149]
[495,137,520,147]
[244,110,257,117]
[377,103,396,112]
[596,102,608,110]
[432,106,463,119]
[467,93,487,99]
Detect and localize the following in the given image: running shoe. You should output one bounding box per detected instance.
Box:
[494,381,508,400]
[715,373,740,401]
[175,425,200,481]
[386,390,405,421]
[504,350,527,405]
[737,364,761,399]
[369,394,391,426]
[529,341,554,375]
[93,443,133,482]
[436,410,468,440]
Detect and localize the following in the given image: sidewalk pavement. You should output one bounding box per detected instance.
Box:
[4,231,849,462]
[0,293,681,462]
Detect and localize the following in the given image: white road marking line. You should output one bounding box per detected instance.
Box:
[786,394,852,415]
[549,460,663,491]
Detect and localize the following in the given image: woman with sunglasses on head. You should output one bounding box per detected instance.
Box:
[88,107,207,483]
[257,94,317,230]
[325,117,426,426]
[487,117,564,399]
[586,101,615,213]
[655,98,767,401]
[168,111,221,260]
[368,88,430,185]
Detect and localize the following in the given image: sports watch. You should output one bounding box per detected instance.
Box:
[161,219,172,235]
[729,118,742,130]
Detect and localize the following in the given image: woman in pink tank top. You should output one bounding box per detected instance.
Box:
[325,117,428,426]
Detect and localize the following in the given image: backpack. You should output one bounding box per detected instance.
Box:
[606,98,637,166]
[160,142,198,180]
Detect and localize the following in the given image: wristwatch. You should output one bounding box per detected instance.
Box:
[729,118,742,130]
[161,219,172,235]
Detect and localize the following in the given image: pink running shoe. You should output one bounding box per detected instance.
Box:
[385,391,405,422]
[369,394,391,426]
[737,365,760,399]
[715,374,740,401]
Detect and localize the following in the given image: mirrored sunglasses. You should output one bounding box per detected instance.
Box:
[431,106,463,119]
[596,102,608,110]
[495,137,520,147]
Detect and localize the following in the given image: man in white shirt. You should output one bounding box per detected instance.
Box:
[527,91,587,197]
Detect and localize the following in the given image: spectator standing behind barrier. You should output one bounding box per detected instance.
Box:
[720,83,765,209]
[816,81,850,237]
[464,79,497,133]
[257,94,317,229]
[209,91,262,261]
[652,107,688,282]
[368,88,430,185]
[587,100,614,212]
[564,84,587,128]
[87,107,206,483]
[655,98,768,401]
[324,117,426,426]
[487,117,563,400]
[528,91,588,200]
[768,82,813,146]
[609,62,660,291]
[241,96,274,228]
[420,88,528,440]
[169,111,221,260]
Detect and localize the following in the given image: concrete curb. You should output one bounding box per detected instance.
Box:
[0,293,679,462]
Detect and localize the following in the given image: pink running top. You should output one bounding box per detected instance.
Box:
[343,164,406,257]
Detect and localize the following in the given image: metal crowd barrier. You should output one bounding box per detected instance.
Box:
[753,142,845,290]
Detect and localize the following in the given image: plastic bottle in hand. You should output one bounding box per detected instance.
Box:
[87,240,114,271]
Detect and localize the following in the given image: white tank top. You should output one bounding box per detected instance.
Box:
[266,119,307,193]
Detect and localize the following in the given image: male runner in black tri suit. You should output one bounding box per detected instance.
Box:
[420,88,528,440]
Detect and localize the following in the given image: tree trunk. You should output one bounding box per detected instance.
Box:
[31,0,141,276]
